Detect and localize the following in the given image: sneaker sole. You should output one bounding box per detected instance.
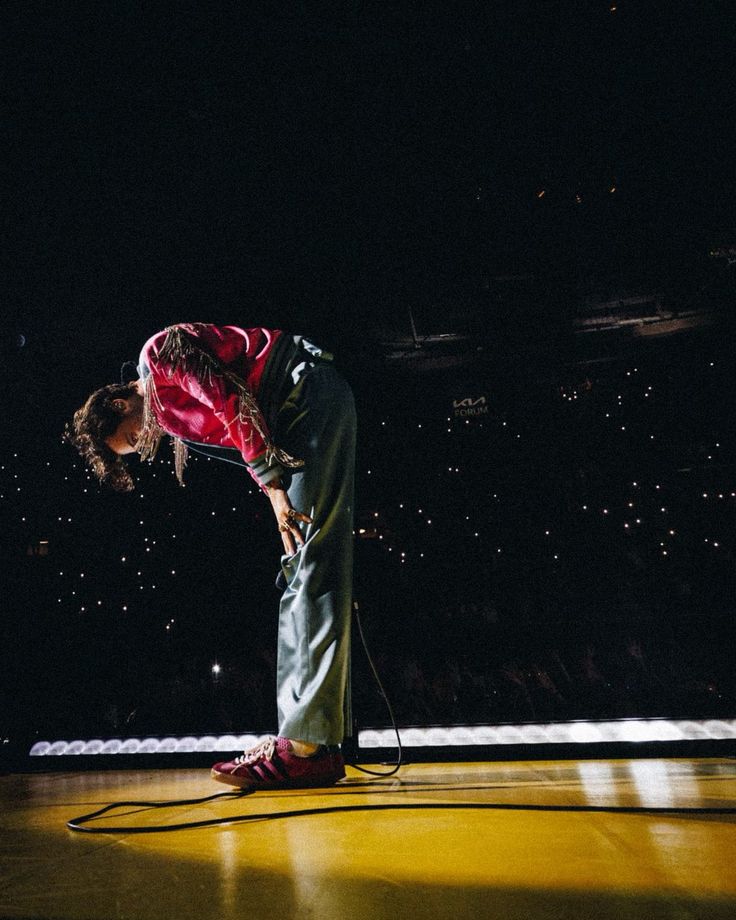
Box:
[210,769,346,790]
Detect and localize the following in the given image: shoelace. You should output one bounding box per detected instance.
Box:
[234,736,276,766]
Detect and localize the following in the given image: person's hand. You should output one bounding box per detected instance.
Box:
[265,479,313,556]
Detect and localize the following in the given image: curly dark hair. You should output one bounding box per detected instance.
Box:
[65,383,139,492]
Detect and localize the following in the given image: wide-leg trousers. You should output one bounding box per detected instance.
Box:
[272,361,356,746]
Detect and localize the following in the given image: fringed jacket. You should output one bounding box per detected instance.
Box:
[136,323,306,488]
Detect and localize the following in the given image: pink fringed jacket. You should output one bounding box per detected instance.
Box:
[137,323,305,488]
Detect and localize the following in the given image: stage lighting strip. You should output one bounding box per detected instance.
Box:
[27,718,736,757]
[358,719,736,748]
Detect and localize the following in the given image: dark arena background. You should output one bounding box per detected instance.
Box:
[2,4,736,919]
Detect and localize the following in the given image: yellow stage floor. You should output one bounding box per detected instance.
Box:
[1,757,735,919]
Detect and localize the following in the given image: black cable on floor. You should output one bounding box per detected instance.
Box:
[66,790,249,833]
[66,796,736,835]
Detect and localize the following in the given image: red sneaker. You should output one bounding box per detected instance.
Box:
[211,736,346,790]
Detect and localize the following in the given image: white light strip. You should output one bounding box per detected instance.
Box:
[29,734,270,757]
[358,719,736,748]
[27,718,736,757]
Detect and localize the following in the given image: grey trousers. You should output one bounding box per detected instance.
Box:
[272,362,356,746]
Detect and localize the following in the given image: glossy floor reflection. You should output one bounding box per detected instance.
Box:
[1,758,735,919]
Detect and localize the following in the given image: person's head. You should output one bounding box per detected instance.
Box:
[65,383,144,492]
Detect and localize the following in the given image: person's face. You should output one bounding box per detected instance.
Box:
[105,396,144,456]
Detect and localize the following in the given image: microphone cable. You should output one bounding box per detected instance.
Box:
[347,600,402,778]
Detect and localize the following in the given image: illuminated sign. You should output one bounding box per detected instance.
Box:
[453,396,488,418]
